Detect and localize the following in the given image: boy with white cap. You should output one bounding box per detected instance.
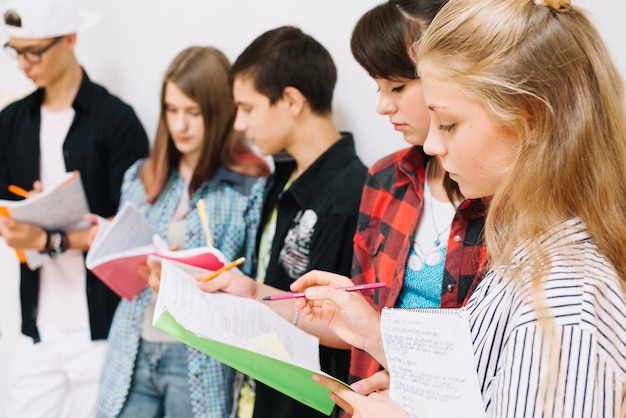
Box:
[0,0,149,416]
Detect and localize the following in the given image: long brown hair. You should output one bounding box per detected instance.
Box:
[141,46,269,202]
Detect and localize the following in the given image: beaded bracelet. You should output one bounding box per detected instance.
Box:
[292,309,300,326]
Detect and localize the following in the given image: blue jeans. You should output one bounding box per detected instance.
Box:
[117,341,194,418]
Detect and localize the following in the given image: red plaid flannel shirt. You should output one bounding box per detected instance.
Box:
[349,146,488,383]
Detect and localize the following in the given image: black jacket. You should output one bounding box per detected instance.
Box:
[253,133,367,418]
[0,69,149,342]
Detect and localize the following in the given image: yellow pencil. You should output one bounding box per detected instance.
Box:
[200,257,245,282]
[196,199,214,247]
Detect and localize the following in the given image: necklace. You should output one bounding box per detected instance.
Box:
[407,161,451,271]
[409,224,449,270]
[429,178,449,247]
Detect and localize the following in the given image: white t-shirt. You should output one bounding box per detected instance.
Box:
[37,105,90,331]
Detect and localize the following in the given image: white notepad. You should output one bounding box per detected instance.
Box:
[381,307,486,418]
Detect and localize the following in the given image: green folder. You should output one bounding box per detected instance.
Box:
[155,308,341,415]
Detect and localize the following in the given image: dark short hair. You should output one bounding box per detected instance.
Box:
[230,26,337,114]
[352,0,463,202]
[351,0,447,80]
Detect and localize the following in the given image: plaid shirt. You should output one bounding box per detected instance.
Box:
[349,146,488,383]
[97,160,265,418]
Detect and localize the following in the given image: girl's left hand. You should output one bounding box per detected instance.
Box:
[312,374,408,418]
[143,244,178,292]
[146,259,162,292]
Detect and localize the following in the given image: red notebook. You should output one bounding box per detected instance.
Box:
[86,202,228,300]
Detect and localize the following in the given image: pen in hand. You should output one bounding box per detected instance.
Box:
[8,184,30,198]
[199,257,245,282]
[262,282,387,301]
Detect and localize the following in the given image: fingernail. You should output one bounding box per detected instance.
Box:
[305,288,316,298]
[351,383,361,393]
[312,374,320,382]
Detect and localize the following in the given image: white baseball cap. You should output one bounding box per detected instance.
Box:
[2,0,99,39]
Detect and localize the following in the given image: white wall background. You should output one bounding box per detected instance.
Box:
[1,0,625,414]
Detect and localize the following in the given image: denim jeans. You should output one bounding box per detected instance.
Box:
[117,340,194,418]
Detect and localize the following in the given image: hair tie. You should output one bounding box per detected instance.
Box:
[533,0,571,11]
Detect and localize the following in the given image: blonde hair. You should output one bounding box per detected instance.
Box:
[416,0,626,282]
[416,0,626,410]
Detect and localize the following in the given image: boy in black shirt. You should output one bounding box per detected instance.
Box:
[199,25,367,418]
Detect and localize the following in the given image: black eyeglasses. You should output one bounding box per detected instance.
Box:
[3,36,64,64]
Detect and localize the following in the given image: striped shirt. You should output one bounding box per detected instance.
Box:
[467,218,626,417]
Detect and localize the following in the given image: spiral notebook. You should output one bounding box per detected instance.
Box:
[381,307,486,418]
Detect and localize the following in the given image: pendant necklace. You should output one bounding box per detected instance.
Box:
[408,162,451,271]
[411,208,450,269]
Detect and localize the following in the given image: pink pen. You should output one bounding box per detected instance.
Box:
[262,282,387,301]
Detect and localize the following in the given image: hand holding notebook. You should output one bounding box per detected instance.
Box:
[86,202,231,300]
[0,171,90,269]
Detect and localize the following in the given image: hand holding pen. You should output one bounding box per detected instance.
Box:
[8,184,30,198]
[289,269,387,362]
[196,257,262,301]
[199,257,245,282]
[7,182,43,199]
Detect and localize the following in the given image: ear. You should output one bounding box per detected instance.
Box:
[63,33,78,50]
[281,86,307,116]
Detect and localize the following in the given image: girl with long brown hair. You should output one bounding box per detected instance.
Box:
[96,46,269,418]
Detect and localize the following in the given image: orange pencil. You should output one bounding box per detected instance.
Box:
[199,257,245,282]
[8,184,30,198]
